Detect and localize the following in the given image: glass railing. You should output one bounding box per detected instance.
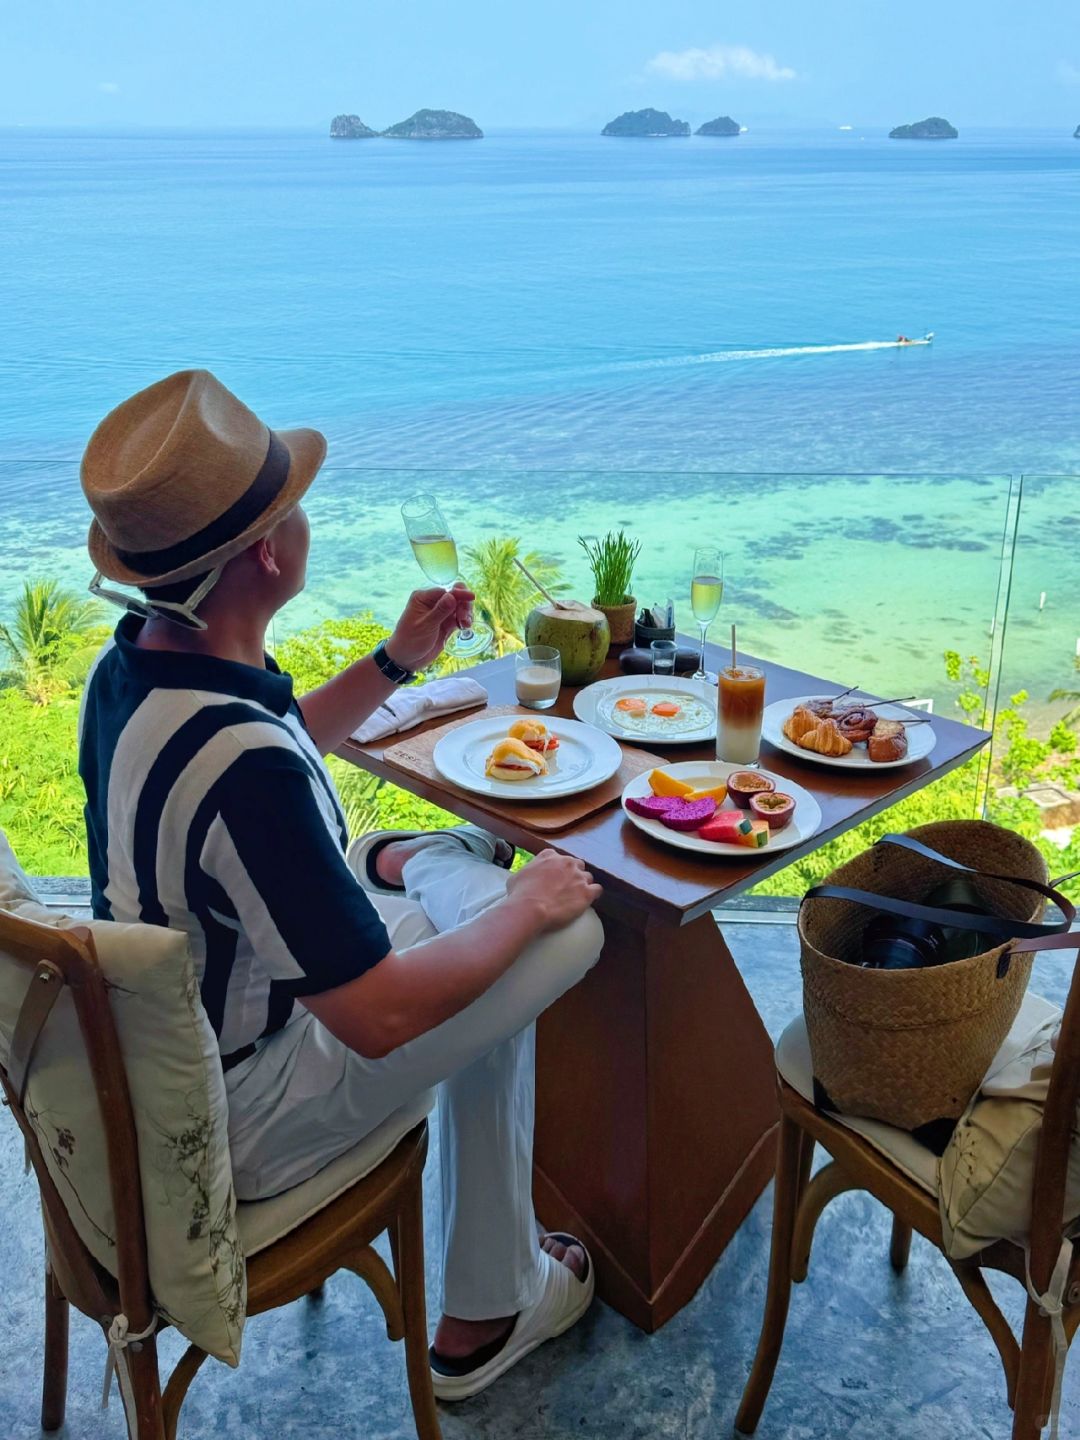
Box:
[0,466,1075,891]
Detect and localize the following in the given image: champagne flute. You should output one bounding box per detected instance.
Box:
[690,548,725,683]
[400,493,492,659]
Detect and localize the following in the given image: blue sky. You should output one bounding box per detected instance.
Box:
[4,0,1080,129]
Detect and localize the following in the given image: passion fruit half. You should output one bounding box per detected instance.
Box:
[749,791,796,830]
[725,771,776,807]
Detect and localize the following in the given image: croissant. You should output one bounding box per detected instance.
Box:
[797,719,853,757]
[783,707,821,744]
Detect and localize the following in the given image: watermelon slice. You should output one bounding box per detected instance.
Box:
[625,794,682,820]
[659,798,717,832]
[699,810,754,844]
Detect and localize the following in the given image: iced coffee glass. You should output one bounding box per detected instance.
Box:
[716,665,766,766]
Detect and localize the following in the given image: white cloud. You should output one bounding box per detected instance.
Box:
[1057,61,1080,86]
[647,44,796,84]
[98,81,120,94]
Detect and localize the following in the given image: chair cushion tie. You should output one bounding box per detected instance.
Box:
[101,1311,159,1428]
[1023,1238,1072,1440]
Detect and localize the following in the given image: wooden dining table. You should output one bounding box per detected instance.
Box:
[339,642,991,1332]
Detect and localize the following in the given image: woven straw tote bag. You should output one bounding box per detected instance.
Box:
[799,821,1077,1134]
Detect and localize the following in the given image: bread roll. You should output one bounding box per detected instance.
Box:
[868,719,907,763]
[485,737,548,781]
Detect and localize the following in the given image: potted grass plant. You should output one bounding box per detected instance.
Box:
[578,530,642,646]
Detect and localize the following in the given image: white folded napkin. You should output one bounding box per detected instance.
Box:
[351,676,489,744]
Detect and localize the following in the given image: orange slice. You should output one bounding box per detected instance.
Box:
[648,769,695,799]
[615,696,647,714]
[652,702,681,718]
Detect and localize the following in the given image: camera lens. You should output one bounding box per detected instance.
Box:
[860,913,946,970]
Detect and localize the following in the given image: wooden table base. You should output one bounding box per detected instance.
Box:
[533,892,779,1332]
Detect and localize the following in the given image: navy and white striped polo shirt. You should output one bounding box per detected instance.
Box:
[78,614,391,1071]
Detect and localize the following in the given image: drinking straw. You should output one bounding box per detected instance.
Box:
[512,555,573,609]
[731,623,737,674]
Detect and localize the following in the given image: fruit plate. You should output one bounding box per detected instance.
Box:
[620,761,822,857]
[432,716,623,801]
[762,694,937,770]
[573,675,716,744]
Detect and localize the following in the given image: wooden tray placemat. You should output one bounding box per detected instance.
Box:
[382,704,663,832]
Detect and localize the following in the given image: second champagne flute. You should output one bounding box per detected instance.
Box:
[690,547,725,683]
[400,492,492,659]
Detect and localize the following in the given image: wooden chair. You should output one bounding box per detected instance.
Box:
[0,906,441,1440]
[736,961,1080,1440]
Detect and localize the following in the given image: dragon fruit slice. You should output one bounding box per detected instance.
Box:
[626,793,682,819]
[659,798,718,832]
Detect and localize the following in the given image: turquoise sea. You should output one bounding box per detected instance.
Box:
[1,127,1078,723]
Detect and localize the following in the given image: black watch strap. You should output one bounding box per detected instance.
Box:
[373,640,416,686]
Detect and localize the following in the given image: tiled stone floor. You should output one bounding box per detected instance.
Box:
[2,916,1076,1439]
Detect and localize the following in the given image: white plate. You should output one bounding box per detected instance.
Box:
[621,761,822,858]
[762,694,937,770]
[573,674,716,744]
[432,716,623,801]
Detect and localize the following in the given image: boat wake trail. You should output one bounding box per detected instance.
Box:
[610,339,930,374]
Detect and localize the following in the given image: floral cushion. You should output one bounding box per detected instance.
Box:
[0,832,245,1365]
[938,991,1080,1259]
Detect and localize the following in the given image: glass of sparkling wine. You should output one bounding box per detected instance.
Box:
[690,548,725,682]
[400,493,492,659]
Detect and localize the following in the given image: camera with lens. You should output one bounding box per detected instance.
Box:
[859,877,990,970]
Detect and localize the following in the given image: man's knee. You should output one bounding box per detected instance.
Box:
[557,906,605,981]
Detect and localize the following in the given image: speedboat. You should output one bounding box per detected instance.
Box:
[895,332,934,346]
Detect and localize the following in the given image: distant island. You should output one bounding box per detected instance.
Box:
[329,109,482,140]
[382,109,482,139]
[889,116,958,140]
[602,108,689,137]
[330,114,376,139]
[1075,123,1080,138]
[696,116,740,137]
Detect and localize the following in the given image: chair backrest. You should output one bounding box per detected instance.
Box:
[1027,926,1080,1293]
[0,906,156,1339]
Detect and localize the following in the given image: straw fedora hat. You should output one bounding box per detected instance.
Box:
[81,369,327,587]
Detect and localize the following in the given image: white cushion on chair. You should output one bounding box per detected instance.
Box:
[777,991,1063,1231]
[237,1089,435,1257]
[938,991,1078,1260]
[0,832,245,1366]
[776,1015,940,1192]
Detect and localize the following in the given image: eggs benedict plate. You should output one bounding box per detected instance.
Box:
[432,715,623,800]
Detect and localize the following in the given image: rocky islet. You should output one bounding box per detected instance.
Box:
[889,116,958,139]
[602,108,690,137]
[329,108,482,139]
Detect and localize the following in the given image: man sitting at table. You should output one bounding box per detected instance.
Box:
[77,370,604,1399]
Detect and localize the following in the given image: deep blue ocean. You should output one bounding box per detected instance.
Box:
[1,127,1077,719]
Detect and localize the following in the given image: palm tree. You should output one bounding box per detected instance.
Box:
[462,538,568,657]
[0,578,102,703]
[1049,656,1080,729]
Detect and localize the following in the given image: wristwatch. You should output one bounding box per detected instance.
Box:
[373,640,416,686]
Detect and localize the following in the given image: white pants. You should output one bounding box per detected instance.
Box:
[225,836,604,1319]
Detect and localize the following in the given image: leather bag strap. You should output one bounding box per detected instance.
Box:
[803,832,1077,956]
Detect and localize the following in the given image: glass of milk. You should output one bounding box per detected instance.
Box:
[515,646,562,710]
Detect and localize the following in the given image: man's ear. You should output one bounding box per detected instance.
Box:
[253,534,281,578]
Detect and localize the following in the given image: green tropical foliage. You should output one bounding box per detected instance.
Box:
[0,578,106,703]
[462,537,568,656]
[0,578,1076,903]
[1049,655,1080,728]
